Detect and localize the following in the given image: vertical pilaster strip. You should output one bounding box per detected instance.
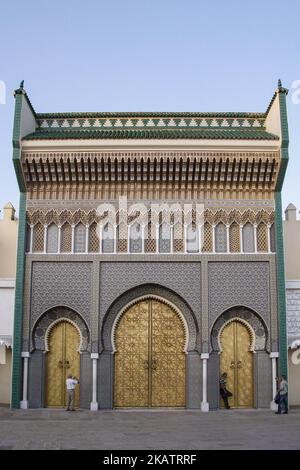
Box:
[275,192,288,377]
[275,82,289,378]
[269,256,278,351]
[91,261,100,352]
[201,258,208,352]
[11,192,27,408]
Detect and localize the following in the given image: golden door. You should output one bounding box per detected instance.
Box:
[114,299,186,407]
[46,321,80,407]
[220,321,253,408]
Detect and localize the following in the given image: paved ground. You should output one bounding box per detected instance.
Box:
[0,407,299,450]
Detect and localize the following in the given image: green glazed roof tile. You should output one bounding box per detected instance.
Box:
[23,128,279,141]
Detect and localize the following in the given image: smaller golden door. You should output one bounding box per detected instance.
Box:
[46,321,80,407]
[220,321,253,408]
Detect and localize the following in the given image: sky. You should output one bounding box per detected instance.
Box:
[0,0,299,217]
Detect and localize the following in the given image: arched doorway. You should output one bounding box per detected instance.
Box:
[220,320,253,408]
[114,298,186,408]
[46,321,80,407]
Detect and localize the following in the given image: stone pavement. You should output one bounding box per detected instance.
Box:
[0,407,299,450]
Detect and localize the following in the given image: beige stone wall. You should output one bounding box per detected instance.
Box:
[0,347,12,404]
[284,204,300,280]
[0,203,18,278]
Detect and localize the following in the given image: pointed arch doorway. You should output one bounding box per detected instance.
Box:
[114,298,186,408]
[46,321,80,407]
[220,320,254,408]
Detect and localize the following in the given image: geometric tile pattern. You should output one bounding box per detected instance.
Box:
[208,261,270,329]
[31,262,92,325]
[37,116,266,131]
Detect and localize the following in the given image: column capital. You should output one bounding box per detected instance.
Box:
[270,352,279,358]
[201,353,209,359]
[21,352,30,358]
[91,353,99,359]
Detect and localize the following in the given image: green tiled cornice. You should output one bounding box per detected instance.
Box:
[23,128,279,141]
[37,111,266,119]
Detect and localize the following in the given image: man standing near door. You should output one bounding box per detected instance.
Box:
[275,375,288,414]
[66,375,80,411]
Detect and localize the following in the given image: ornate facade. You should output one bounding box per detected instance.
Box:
[11,81,289,411]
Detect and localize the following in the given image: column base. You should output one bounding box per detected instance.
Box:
[201,402,209,412]
[270,401,278,411]
[90,402,98,411]
[20,400,29,409]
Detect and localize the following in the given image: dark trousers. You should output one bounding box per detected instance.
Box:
[220,389,230,409]
[277,393,288,413]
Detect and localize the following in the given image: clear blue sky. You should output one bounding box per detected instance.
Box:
[0,0,299,216]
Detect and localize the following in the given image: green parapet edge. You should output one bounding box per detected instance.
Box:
[275,85,289,378]
[11,87,27,408]
[11,192,26,408]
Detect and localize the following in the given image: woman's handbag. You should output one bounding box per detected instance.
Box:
[225,388,233,397]
[274,391,280,404]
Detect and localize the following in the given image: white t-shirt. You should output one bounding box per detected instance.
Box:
[66,378,78,390]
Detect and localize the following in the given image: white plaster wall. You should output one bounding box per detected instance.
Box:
[20,96,36,139]
[265,92,281,140]
[0,281,15,337]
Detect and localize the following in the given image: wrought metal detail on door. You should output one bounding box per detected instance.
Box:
[114,299,186,407]
[220,320,253,408]
[46,321,80,407]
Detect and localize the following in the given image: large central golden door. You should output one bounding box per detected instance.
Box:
[46,321,80,407]
[114,299,186,407]
[220,320,253,408]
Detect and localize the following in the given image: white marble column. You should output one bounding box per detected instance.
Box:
[90,353,99,411]
[20,352,30,409]
[71,224,75,253]
[29,224,34,253]
[201,353,209,412]
[212,225,216,253]
[267,224,271,253]
[226,224,230,253]
[254,224,258,253]
[270,351,279,410]
[43,225,47,254]
[239,224,243,253]
[85,225,89,253]
[57,225,61,254]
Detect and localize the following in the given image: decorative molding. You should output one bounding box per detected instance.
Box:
[36,117,266,130]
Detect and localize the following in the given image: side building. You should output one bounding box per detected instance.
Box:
[11,81,289,411]
[284,203,300,406]
[0,203,18,404]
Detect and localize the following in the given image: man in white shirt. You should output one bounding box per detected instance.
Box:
[66,375,79,411]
